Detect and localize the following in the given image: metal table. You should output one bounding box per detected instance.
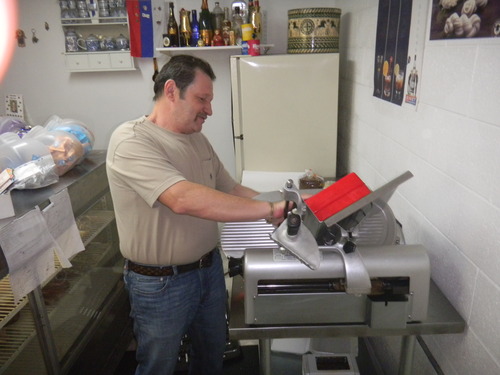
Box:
[228,275,465,375]
[0,151,117,374]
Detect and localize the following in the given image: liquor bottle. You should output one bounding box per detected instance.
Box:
[212,2,224,34]
[232,6,243,46]
[199,0,213,46]
[212,29,224,46]
[249,0,261,40]
[152,57,158,81]
[163,2,179,47]
[222,7,232,46]
[179,8,192,47]
[191,10,200,47]
[248,0,254,19]
[408,55,419,96]
[231,0,248,23]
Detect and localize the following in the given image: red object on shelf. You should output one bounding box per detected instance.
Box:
[305,173,371,221]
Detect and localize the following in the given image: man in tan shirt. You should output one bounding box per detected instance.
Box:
[107,55,285,375]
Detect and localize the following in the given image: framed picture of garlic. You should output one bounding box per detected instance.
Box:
[430,0,500,39]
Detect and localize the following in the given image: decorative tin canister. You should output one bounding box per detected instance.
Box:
[287,8,341,54]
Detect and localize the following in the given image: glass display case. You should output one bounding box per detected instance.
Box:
[0,151,131,375]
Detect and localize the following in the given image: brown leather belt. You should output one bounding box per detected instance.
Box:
[127,249,215,277]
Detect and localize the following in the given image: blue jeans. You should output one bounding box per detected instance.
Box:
[124,250,227,375]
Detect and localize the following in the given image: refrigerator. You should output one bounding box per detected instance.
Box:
[230,53,339,185]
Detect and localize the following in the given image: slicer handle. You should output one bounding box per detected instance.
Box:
[343,241,356,254]
[287,213,301,236]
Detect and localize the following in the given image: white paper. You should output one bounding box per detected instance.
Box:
[41,189,85,267]
[0,208,57,303]
[0,192,15,219]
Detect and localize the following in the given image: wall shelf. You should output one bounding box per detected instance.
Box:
[156,44,274,55]
[61,18,128,26]
[61,16,135,72]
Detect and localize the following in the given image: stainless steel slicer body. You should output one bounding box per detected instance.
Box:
[222,172,430,328]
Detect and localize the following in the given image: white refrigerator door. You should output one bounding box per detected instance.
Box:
[230,53,339,182]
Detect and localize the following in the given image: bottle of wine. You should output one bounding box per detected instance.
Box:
[250,0,262,40]
[212,2,224,34]
[222,7,232,46]
[232,6,243,46]
[179,8,192,47]
[199,0,213,46]
[163,2,179,47]
[191,10,200,47]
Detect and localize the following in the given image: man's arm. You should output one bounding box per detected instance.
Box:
[228,183,260,199]
[158,180,284,224]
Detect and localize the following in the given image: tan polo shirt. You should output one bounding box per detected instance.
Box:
[106,116,236,265]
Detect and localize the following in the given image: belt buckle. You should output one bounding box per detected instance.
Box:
[199,251,211,268]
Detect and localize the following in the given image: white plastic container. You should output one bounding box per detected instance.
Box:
[0,134,51,171]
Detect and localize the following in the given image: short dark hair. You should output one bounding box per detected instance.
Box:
[153,55,216,101]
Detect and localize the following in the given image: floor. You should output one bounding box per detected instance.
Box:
[113,344,260,375]
[113,341,376,375]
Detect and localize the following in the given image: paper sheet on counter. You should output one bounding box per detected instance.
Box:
[0,192,15,219]
[0,208,57,303]
[41,189,85,268]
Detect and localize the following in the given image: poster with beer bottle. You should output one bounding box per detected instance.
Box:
[373,0,412,106]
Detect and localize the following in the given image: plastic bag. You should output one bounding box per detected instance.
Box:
[299,169,325,189]
[0,116,30,137]
[44,115,95,157]
[0,133,52,172]
[10,154,59,190]
[24,126,85,176]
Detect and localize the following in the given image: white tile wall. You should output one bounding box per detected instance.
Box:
[339,1,500,374]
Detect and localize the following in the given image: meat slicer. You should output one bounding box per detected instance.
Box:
[222,171,430,328]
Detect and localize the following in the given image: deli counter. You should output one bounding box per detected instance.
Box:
[0,150,131,375]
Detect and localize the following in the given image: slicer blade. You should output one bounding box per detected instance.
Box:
[271,218,321,270]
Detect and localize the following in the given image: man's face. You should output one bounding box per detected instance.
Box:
[173,70,214,134]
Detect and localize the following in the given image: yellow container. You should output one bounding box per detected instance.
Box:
[241,23,253,41]
[287,8,341,54]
